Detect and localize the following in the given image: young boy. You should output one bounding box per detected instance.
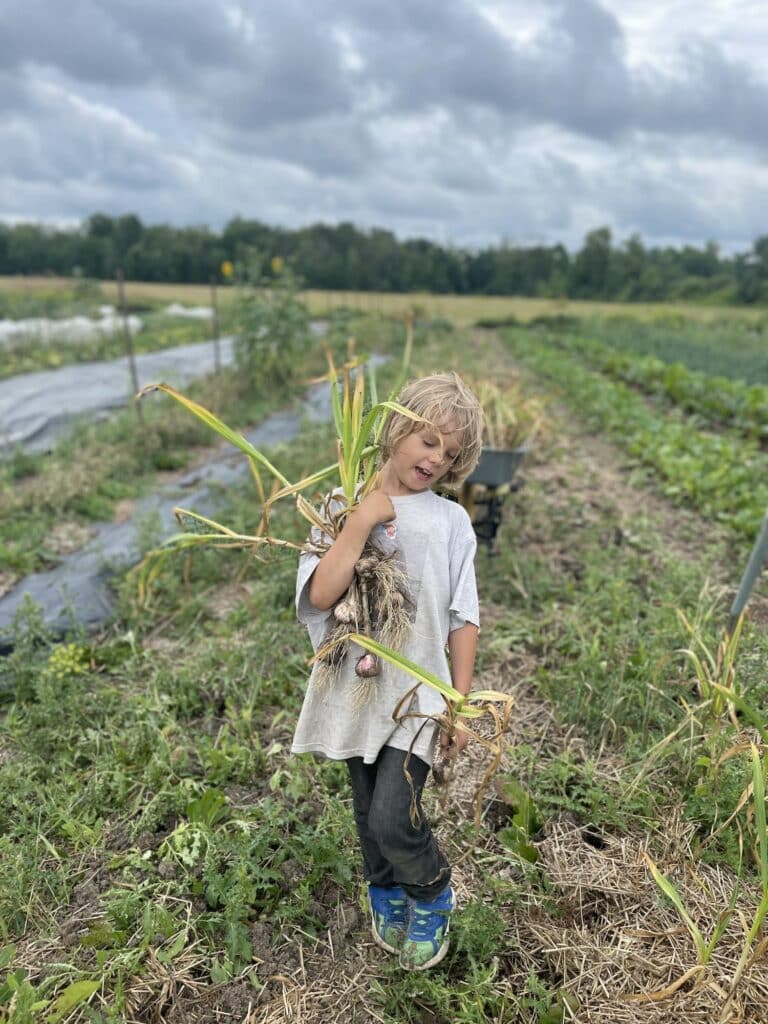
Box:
[292,371,484,970]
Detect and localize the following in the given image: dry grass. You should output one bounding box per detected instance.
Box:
[0,275,223,308]
[511,819,768,1024]
[300,291,768,328]
[2,276,765,327]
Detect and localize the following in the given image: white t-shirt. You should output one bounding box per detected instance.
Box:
[291,488,479,765]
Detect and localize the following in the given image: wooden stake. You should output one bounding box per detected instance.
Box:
[210,275,221,373]
[116,268,143,424]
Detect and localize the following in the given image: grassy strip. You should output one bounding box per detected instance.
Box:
[500,327,768,540]
[0,280,236,378]
[0,282,107,319]
[0,417,364,992]
[481,444,768,831]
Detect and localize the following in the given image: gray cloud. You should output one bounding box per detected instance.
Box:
[632,40,768,148]
[0,1,149,84]
[1,0,766,250]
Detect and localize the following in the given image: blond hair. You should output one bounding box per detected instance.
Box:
[378,371,484,487]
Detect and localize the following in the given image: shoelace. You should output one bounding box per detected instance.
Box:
[372,893,408,924]
[409,904,449,940]
[385,899,408,924]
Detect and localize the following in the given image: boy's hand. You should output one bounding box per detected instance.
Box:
[354,490,396,528]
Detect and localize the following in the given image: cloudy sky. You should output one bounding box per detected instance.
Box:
[1,0,766,252]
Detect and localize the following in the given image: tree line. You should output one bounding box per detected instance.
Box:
[1,214,767,304]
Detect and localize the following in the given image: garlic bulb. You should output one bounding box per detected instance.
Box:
[333,600,356,624]
[354,653,381,678]
[354,555,379,577]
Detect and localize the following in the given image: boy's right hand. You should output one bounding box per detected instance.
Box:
[353,489,396,528]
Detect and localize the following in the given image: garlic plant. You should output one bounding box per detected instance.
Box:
[135,333,423,692]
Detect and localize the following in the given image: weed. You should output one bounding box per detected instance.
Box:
[0,597,62,703]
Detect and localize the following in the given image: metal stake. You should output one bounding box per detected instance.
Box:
[729,508,768,632]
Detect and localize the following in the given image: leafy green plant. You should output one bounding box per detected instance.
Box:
[675,589,751,735]
[494,774,541,863]
[0,597,60,704]
[232,264,312,392]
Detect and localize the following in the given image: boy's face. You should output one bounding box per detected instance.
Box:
[383,423,463,495]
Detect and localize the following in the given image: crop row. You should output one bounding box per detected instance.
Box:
[566,314,768,384]
[502,328,768,540]
[528,328,768,440]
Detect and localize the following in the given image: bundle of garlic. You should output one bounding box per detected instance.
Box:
[313,542,413,700]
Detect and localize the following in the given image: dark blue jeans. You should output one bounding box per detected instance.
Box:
[346,746,450,900]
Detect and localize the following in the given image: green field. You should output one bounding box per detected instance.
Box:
[2,289,768,1022]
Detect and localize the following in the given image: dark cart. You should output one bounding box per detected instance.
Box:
[460,446,528,553]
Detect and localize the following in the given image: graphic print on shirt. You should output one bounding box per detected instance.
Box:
[371,519,424,634]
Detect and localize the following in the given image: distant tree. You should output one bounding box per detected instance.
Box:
[0,224,9,271]
[734,252,764,303]
[613,234,647,300]
[752,235,768,278]
[569,227,613,298]
[465,250,496,294]
[7,224,53,275]
[115,214,143,252]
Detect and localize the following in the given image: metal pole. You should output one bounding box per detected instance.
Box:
[116,268,143,424]
[729,508,768,632]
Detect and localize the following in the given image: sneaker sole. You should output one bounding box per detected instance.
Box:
[400,932,451,971]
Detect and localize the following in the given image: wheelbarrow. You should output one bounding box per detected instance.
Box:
[460,446,529,553]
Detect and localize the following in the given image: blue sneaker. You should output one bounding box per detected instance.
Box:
[400,886,456,970]
[368,884,409,953]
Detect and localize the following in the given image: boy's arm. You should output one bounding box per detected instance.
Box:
[308,491,395,611]
[447,622,477,697]
[444,622,478,755]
